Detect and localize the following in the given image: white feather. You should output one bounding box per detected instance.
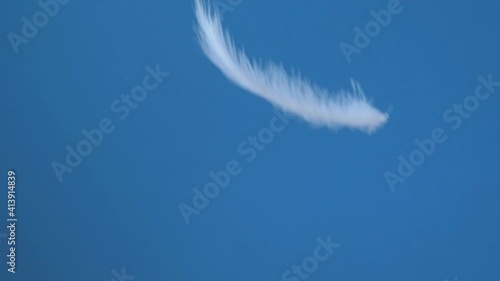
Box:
[194,0,389,133]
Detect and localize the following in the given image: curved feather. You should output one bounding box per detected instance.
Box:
[194,0,389,133]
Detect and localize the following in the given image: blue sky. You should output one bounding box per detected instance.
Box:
[1,0,499,280]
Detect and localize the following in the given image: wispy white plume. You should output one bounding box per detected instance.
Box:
[194,0,389,133]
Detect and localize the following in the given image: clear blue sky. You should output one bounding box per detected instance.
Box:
[1,0,499,280]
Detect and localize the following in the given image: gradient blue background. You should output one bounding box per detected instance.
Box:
[1,0,499,280]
